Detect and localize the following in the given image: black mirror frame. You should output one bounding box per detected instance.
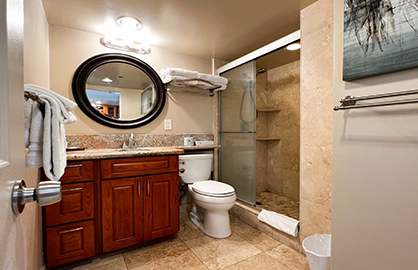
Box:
[72,53,166,129]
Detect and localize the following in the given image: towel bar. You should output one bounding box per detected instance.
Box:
[333,89,418,111]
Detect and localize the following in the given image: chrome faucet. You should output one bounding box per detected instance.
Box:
[123,133,138,148]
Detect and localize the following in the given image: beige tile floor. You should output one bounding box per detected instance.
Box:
[67,212,309,270]
[256,191,300,220]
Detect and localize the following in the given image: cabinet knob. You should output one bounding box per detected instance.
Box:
[11,180,62,215]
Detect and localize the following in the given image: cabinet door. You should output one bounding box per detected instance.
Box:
[144,173,179,241]
[102,178,143,252]
[46,220,95,268]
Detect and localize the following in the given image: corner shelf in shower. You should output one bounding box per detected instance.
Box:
[256,138,281,141]
[257,108,281,112]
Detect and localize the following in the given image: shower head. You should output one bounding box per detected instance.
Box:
[256,68,266,76]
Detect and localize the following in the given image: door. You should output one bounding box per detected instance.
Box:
[219,61,257,204]
[144,173,179,241]
[102,178,143,252]
[0,1,27,269]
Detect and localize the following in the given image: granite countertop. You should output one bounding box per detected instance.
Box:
[66,145,220,160]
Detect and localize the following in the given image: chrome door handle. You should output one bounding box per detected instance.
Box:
[11,180,61,215]
[147,178,149,195]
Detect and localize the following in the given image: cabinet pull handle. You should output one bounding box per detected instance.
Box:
[67,164,83,168]
[138,181,140,197]
[62,187,83,193]
[58,226,84,234]
[147,178,149,195]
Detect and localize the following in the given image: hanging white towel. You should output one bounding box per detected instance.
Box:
[25,99,44,168]
[24,85,78,181]
[24,84,77,124]
[257,209,300,237]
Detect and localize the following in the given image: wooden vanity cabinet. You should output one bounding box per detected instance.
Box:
[101,156,179,252]
[43,161,97,268]
[43,155,180,268]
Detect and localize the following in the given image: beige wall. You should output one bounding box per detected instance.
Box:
[299,0,333,243]
[256,61,300,200]
[23,0,49,269]
[332,1,418,269]
[49,25,214,134]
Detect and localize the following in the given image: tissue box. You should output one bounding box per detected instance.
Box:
[195,141,214,146]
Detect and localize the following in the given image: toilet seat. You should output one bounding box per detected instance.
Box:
[192,181,235,197]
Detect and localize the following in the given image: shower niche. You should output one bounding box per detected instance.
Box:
[219,44,300,220]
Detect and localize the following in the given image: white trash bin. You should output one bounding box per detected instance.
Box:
[302,234,331,270]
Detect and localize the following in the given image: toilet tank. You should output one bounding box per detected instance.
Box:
[179,154,213,183]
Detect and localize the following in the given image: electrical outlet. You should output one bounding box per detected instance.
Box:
[164,119,172,130]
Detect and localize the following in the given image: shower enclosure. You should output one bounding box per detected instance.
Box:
[218,31,301,219]
[219,61,257,204]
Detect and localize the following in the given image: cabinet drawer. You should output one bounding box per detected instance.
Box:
[60,161,94,183]
[46,220,95,268]
[101,155,178,179]
[46,182,94,226]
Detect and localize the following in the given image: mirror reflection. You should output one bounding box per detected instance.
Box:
[86,63,156,120]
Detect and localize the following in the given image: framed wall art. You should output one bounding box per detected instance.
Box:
[343,0,418,81]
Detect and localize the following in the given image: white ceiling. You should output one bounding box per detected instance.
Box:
[41,0,317,62]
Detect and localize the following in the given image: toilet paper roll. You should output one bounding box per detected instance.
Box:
[179,164,188,177]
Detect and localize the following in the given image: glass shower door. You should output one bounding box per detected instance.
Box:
[219,61,257,204]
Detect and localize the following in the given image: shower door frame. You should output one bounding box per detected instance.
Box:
[217,30,300,205]
[217,30,300,74]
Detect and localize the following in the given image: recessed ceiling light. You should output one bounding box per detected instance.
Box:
[102,77,113,83]
[117,16,142,30]
[286,43,301,51]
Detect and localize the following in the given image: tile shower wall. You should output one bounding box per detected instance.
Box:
[299,0,334,242]
[256,61,301,201]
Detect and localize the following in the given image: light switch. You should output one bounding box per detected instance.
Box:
[164,119,172,130]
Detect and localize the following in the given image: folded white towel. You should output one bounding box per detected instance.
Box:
[198,73,228,85]
[161,68,228,90]
[257,209,300,237]
[160,75,198,85]
[160,68,199,78]
[24,84,78,124]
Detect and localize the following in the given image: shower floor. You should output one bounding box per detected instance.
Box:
[256,191,300,220]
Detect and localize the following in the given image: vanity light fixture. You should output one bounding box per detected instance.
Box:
[117,16,142,30]
[286,43,301,51]
[100,36,151,54]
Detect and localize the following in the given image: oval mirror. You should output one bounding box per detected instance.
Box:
[72,53,166,129]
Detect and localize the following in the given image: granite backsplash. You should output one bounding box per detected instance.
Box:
[66,133,214,149]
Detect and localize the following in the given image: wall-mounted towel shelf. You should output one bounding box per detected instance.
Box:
[334,89,418,111]
[166,87,215,96]
[165,77,225,97]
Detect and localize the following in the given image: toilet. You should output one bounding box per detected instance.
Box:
[179,154,236,238]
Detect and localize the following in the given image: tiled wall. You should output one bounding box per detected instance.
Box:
[256,61,301,201]
[299,0,334,242]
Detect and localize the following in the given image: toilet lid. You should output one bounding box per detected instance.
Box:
[192,181,235,197]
